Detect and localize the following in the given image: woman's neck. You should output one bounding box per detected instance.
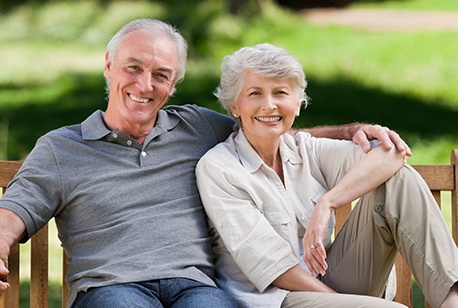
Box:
[246,134,284,183]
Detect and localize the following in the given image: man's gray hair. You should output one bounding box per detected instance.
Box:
[215,43,308,123]
[105,18,188,95]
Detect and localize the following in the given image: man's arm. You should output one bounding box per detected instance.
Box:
[0,208,26,292]
[292,123,412,156]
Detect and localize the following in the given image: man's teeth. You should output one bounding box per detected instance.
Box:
[256,116,281,123]
[129,94,151,103]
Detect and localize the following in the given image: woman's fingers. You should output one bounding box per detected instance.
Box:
[304,241,328,277]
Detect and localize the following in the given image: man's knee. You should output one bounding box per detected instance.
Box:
[73,283,161,308]
[172,281,237,308]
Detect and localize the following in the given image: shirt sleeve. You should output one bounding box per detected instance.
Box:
[197,106,235,142]
[196,153,299,292]
[302,135,366,190]
[0,136,62,240]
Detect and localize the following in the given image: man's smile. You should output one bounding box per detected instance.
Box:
[129,93,152,103]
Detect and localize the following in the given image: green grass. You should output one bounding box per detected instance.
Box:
[1,1,457,306]
[353,0,458,11]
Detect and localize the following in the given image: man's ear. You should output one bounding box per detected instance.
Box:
[104,51,112,79]
[169,83,177,96]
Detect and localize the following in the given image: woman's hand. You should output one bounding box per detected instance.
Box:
[353,124,412,157]
[302,201,334,277]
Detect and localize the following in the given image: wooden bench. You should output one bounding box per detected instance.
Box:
[0,149,456,308]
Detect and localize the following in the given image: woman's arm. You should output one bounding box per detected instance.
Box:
[196,157,301,292]
[272,264,335,293]
[293,123,412,156]
[303,144,406,276]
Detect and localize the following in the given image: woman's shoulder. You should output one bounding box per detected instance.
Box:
[199,134,238,165]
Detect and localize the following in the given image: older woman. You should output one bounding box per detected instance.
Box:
[195,43,458,308]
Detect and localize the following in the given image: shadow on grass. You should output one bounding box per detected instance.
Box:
[296,73,458,146]
[1,70,457,160]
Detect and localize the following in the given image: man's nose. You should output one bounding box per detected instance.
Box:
[137,73,153,92]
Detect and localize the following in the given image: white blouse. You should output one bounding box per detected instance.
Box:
[196,130,365,307]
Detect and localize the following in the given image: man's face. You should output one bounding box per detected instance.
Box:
[103,29,178,132]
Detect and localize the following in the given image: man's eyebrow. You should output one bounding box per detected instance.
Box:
[157,67,174,76]
[126,57,143,65]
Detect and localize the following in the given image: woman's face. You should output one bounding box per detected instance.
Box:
[231,70,301,143]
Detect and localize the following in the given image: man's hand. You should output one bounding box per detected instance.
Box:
[294,123,412,157]
[0,257,10,292]
[353,124,412,156]
[0,209,27,293]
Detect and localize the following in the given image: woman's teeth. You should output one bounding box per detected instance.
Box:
[255,116,281,123]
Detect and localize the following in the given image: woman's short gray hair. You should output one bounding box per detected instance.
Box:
[105,18,187,95]
[215,43,308,122]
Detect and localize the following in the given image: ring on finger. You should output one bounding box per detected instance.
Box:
[310,244,316,250]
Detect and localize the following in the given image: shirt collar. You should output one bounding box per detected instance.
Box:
[144,108,180,144]
[81,110,111,140]
[232,129,303,173]
[81,109,180,142]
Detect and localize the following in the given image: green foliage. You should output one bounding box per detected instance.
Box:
[0,0,457,163]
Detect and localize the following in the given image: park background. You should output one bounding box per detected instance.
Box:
[0,0,457,307]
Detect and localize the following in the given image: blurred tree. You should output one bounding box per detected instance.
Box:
[228,0,271,17]
[277,0,357,9]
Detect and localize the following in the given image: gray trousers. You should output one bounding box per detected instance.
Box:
[283,165,458,308]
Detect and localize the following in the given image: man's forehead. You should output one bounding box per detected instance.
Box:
[116,31,178,68]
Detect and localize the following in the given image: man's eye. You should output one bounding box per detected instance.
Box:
[153,73,169,80]
[128,66,141,72]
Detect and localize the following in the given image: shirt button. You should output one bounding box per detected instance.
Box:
[374,204,383,213]
[112,133,118,138]
[126,140,132,146]
[301,216,306,221]
[270,216,275,221]
[141,151,147,157]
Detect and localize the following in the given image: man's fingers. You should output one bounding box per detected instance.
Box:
[0,281,10,292]
[352,130,371,153]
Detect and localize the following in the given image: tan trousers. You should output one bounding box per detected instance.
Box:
[283,165,458,308]
[282,291,406,308]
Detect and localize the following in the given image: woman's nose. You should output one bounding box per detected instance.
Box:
[261,95,277,110]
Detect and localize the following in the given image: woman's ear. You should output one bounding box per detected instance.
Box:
[230,104,239,118]
[295,103,301,117]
